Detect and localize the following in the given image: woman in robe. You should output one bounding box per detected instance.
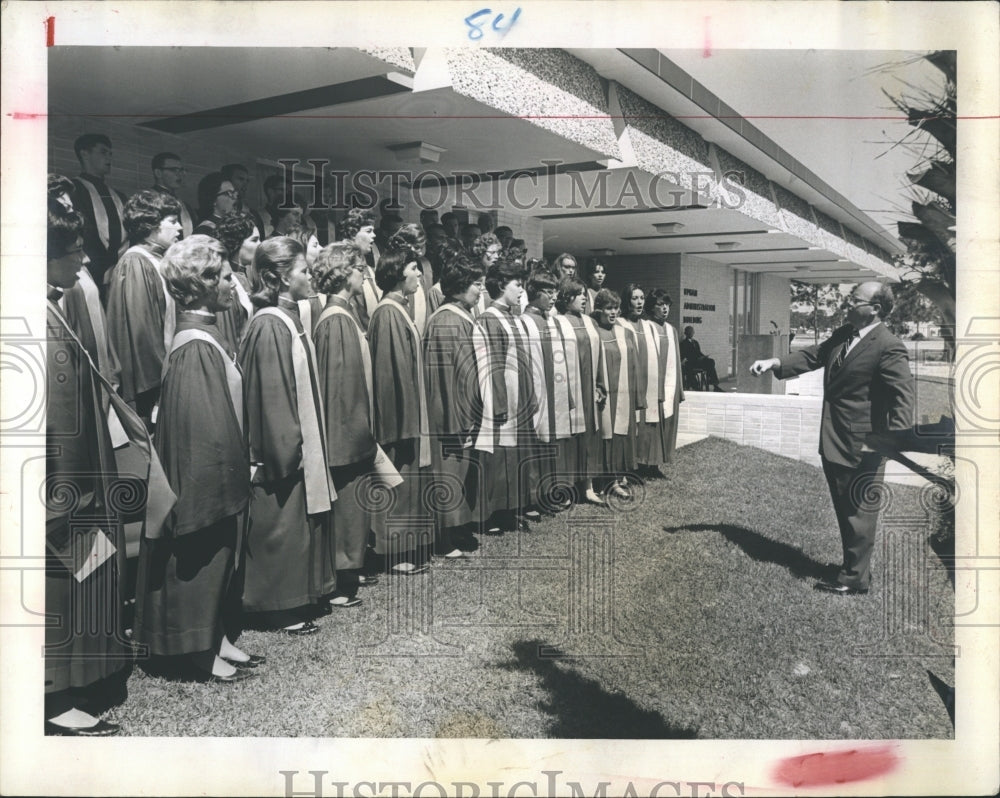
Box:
[388,223,434,336]
[193,173,238,236]
[312,241,381,603]
[44,203,128,736]
[214,210,260,352]
[238,237,337,634]
[285,224,325,337]
[341,208,380,331]
[584,258,607,315]
[472,232,506,313]
[476,258,539,532]
[617,283,659,479]
[592,288,641,499]
[644,288,685,470]
[552,276,606,505]
[423,252,488,556]
[368,246,433,574]
[106,189,183,425]
[134,235,258,682]
[426,238,466,317]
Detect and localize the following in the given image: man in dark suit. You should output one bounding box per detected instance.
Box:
[750,281,915,595]
[680,325,722,391]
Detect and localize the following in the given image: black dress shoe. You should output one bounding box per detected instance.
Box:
[223,653,266,669]
[282,620,320,636]
[814,580,869,595]
[45,718,121,737]
[209,668,256,684]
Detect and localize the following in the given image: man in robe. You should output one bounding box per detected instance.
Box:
[221,163,267,238]
[151,152,196,238]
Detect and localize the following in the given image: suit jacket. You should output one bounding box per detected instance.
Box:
[775,322,914,468]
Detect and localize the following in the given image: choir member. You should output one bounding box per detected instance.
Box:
[106,189,183,424]
[151,153,196,238]
[220,163,266,237]
[495,226,514,251]
[312,242,382,603]
[341,208,380,331]
[387,223,434,336]
[423,252,489,557]
[238,237,337,633]
[44,203,128,735]
[133,235,257,682]
[553,252,578,280]
[584,258,607,315]
[214,210,260,352]
[426,238,466,316]
[644,288,685,470]
[552,276,606,505]
[193,172,238,236]
[477,258,539,532]
[618,284,659,477]
[592,288,641,499]
[286,224,325,337]
[440,211,460,242]
[460,223,481,253]
[368,246,433,574]
[472,233,502,313]
[269,206,305,239]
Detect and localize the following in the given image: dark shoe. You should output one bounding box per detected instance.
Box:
[209,669,257,684]
[282,620,320,636]
[814,580,869,596]
[45,718,121,737]
[223,654,266,669]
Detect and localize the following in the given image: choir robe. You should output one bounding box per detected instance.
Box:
[59,266,120,412]
[619,317,659,465]
[476,301,541,514]
[72,174,127,290]
[596,320,641,474]
[314,296,377,571]
[193,214,223,237]
[45,297,129,693]
[134,314,250,655]
[106,243,174,421]
[556,311,603,479]
[646,320,684,465]
[350,252,381,332]
[238,300,336,611]
[427,283,445,315]
[368,293,433,556]
[423,302,487,535]
[404,256,434,337]
[215,270,254,353]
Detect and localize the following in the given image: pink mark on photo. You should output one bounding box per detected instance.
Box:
[773,746,901,788]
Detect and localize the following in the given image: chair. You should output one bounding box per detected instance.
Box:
[684,367,708,391]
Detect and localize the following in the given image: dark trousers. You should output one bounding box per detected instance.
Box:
[821,453,887,590]
[687,356,719,387]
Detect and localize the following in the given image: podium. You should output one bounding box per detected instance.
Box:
[736,334,788,394]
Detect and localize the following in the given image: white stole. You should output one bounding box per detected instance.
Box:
[126,245,176,353]
[521,312,574,442]
[375,296,431,467]
[621,318,660,424]
[362,267,382,322]
[78,177,126,258]
[599,324,631,439]
[254,308,336,513]
[164,329,243,433]
[178,202,194,239]
[557,313,601,431]
[551,315,585,434]
[481,306,523,448]
[661,322,679,418]
[232,273,254,324]
[296,293,326,340]
[316,302,373,421]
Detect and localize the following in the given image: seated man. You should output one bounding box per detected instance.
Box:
[679,325,722,391]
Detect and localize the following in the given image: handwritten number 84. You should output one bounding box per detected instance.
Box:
[465,7,521,40]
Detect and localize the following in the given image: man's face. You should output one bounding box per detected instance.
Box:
[229,169,249,196]
[83,144,113,178]
[845,283,881,329]
[155,158,186,192]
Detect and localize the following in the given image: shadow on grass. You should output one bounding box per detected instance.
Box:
[497,639,697,739]
[663,523,835,582]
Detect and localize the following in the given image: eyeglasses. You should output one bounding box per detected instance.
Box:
[217,189,238,198]
[160,166,186,174]
[845,299,877,309]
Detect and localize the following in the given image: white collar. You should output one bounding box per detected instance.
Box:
[854,318,882,341]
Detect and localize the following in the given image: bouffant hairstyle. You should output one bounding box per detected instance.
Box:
[554,276,586,314]
[593,287,621,312]
[620,282,645,314]
[123,189,183,244]
[161,235,228,309]
[47,173,75,203]
[47,204,84,260]
[484,259,523,300]
[215,211,257,266]
[196,172,228,221]
[313,241,366,295]
[440,253,485,300]
[283,224,315,253]
[249,236,305,309]
[340,208,376,240]
[525,267,559,301]
[645,287,672,318]
[375,247,417,293]
[471,232,501,258]
[220,163,248,182]
[388,223,427,256]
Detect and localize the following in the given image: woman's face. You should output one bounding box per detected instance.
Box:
[567,292,586,314]
[455,279,484,311]
[283,254,312,301]
[346,266,365,296]
[354,225,376,252]
[652,300,669,323]
[629,289,645,317]
[48,237,86,289]
[239,226,261,267]
[151,214,183,249]
[207,261,235,312]
[305,234,321,267]
[214,181,237,216]
[592,263,606,287]
[533,286,555,313]
[501,278,523,307]
[482,243,502,268]
[401,260,422,295]
[598,304,620,326]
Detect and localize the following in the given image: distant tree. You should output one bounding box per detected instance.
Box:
[790,281,850,343]
[885,282,942,338]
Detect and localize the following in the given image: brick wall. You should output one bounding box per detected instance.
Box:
[679,254,732,376]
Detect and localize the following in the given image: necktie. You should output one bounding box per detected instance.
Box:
[833,329,859,369]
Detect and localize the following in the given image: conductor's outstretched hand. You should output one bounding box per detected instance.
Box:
[749,357,780,376]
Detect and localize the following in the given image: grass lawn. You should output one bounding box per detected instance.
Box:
[112,437,955,739]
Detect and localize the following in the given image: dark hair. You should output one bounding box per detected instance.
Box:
[526,267,559,300]
[477,212,495,233]
[47,173,74,202]
[388,223,426,256]
[620,282,644,312]
[554,276,586,314]
[196,172,227,221]
[161,235,227,309]
[283,224,315,253]
[472,232,501,258]
[379,213,404,232]
[249,236,305,309]
[216,210,258,266]
[585,258,607,279]
[313,241,366,295]
[340,208,376,240]
[73,133,111,161]
[271,205,302,231]
[593,287,621,312]
[683,326,694,336]
[220,163,248,181]
[47,205,84,260]
[871,284,894,318]
[645,288,673,318]
[484,260,523,300]
[152,152,181,172]
[375,247,416,293]
[495,225,513,240]
[419,209,439,225]
[440,253,485,299]
[429,238,466,282]
[263,175,283,192]
[123,189,182,244]
[440,212,458,226]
